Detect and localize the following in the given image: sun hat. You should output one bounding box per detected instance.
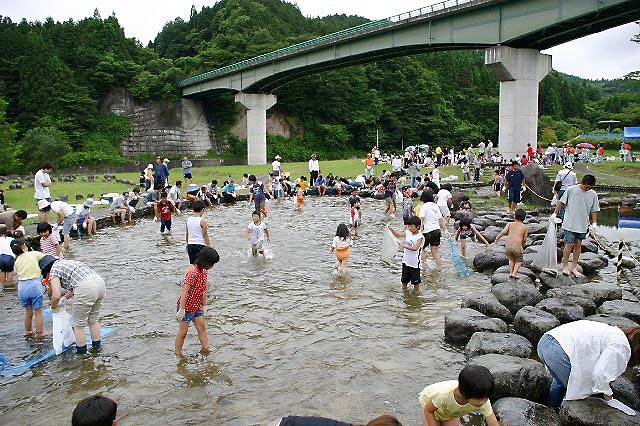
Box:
[147,164,153,169]
[37,199,51,210]
[564,162,573,170]
[84,198,94,208]
[163,158,170,163]
[38,255,57,275]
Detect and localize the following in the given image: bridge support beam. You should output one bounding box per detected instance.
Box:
[235,92,277,165]
[485,46,551,162]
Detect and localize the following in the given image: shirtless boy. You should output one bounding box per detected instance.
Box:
[494,209,528,278]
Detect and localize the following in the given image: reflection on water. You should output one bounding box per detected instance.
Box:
[0,197,618,425]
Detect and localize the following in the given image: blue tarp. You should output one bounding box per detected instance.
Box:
[624,127,640,140]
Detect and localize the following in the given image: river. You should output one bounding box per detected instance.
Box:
[0,196,618,425]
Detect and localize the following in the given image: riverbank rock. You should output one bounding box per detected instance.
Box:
[492,281,544,315]
[560,397,640,426]
[480,226,502,243]
[539,269,587,291]
[546,288,597,315]
[490,272,535,287]
[514,306,560,345]
[493,397,561,426]
[467,354,551,403]
[611,376,640,411]
[444,308,508,345]
[527,221,549,235]
[473,247,509,272]
[535,298,585,324]
[585,314,639,329]
[461,292,514,323]
[568,252,608,275]
[597,300,640,324]
[552,282,622,307]
[494,265,537,281]
[464,332,532,359]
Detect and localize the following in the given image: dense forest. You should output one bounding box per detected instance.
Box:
[0,0,638,173]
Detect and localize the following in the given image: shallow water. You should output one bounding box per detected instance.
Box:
[0,196,617,425]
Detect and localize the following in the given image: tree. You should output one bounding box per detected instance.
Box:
[19,126,71,173]
[0,97,20,174]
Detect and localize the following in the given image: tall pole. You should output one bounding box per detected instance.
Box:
[376,129,379,148]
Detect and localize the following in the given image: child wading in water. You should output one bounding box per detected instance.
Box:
[331,223,353,274]
[387,216,424,292]
[175,247,220,357]
[419,364,499,426]
[494,208,528,278]
[247,211,270,257]
[454,217,490,257]
[37,222,63,258]
[10,239,46,338]
[157,192,176,234]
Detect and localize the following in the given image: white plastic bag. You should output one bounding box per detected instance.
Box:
[381,228,400,265]
[51,307,76,354]
[532,220,558,273]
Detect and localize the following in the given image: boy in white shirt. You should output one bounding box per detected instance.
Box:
[387,216,424,292]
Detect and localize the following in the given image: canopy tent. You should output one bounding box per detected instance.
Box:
[624,127,640,141]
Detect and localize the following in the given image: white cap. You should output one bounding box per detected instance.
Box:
[147,163,153,169]
[564,162,573,170]
[163,158,170,163]
[84,198,94,208]
[37,199,51,210]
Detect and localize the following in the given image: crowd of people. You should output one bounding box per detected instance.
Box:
[2,138,639,424]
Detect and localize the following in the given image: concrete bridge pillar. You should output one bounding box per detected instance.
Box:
[235,92,277,165]
[485,46,552,162]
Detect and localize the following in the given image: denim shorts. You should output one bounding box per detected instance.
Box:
[62,212,77,235]
[18,278,44,309]
[563,230,587,244]
[177,305,204,322]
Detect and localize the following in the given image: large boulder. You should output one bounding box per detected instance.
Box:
[521,164,553,207]
[585,314,639,330]
[535,298,585,324]
[473,247,509,272]
[527,221,549,236]
[465,332,532,359]
[546,288,597,315]
[493,397,561,426]
[514,306,560,345]
[539,269,587,291]
[472,216,494,228]
[480,226,502,244]
[444,308,508,345]
[597,300,640,324]
[550,282,622,307]
[490,272,535,287]
[611,376,640,411]
[461,292,514,323]
[567,252,608,275]
[494,264,537,281]
[560,397,640,426]
[492,281,544,315]
[467,354,552,404]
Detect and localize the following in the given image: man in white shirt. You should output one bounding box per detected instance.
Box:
[272,155,282,177]
[168,181,184,213]
[34,162,54,222]
[308,154,320,184]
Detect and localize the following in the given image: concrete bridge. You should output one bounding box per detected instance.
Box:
[180,0,640,165]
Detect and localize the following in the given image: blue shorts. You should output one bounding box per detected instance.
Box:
[18,278,44,309]
[176,305,204,322]
[274,189,284,199]
[62,213,77,235]
[0,254,14,272]
[563,230,587,244]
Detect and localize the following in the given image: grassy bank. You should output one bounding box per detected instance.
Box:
[3,158,639,215]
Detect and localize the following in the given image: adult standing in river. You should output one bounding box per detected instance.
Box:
[505,161,525,214]
[553,163,578,223]
[34,162,54,223]
[308,154,320,185]
[43,256,107,354]
[553,174,599,278]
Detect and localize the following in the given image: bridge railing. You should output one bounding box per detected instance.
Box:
[179,0,478,88]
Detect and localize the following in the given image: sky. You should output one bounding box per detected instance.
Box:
[2,0,639,80]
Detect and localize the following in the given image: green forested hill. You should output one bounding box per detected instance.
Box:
[0,0,638,172]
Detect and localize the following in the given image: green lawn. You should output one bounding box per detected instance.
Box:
[3,157,637,215]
